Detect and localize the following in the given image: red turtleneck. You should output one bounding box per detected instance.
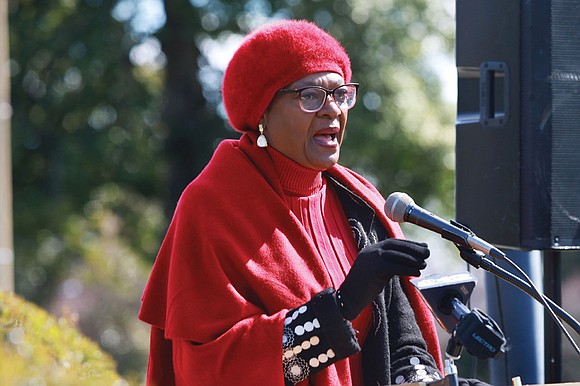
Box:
[268,147,372,386]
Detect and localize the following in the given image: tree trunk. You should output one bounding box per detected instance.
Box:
[160,0,230,216]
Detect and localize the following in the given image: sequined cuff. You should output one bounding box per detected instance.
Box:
[282,288,360,385]
[392,356,443,385]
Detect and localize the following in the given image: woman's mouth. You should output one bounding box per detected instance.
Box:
[313,132,338,147]
[313,127,340,147]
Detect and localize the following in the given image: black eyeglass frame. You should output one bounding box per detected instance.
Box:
[276,83,360,113]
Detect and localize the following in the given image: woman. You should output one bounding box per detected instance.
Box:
[139,19,447,385]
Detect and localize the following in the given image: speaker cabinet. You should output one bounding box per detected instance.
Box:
[455,0,580,250]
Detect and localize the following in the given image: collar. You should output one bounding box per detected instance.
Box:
[267,146,324,197]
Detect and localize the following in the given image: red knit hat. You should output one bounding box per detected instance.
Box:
[222,19,352,132]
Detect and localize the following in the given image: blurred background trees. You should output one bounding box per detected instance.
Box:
[6,0,579,383]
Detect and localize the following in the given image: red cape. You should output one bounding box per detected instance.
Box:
[139,132,443,385]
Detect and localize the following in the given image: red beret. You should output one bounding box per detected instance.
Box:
[222,19,352,132]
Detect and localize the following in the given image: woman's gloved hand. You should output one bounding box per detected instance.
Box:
[337,238,430,320]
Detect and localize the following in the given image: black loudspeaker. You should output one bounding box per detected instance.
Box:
[455,0,580,250]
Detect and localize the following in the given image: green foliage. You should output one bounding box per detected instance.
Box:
[9,0,166,379]
[52,183,162,377]
[317,0,456,212]
[9,0,165,300]
[0,291,133,386]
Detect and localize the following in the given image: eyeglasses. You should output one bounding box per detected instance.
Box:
[276,83,359,113]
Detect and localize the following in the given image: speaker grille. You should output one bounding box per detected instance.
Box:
[521,0,580,248]
[549,0,580,247]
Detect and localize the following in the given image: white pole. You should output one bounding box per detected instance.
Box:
[0,0,14,292]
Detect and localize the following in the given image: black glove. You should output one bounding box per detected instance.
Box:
[458,379,492,386]
[337,238,430,320]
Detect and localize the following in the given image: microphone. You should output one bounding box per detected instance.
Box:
[410,272,478,335]
[411,272,506,360]
[385,192,506,259]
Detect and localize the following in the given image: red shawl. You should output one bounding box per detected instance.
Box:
[139,132,443,385]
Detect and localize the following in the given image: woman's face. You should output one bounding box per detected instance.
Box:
[261,72,349,171]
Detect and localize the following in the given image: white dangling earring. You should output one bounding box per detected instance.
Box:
[257,123,268,148]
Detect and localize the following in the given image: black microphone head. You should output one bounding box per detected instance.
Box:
[385,192,415,222]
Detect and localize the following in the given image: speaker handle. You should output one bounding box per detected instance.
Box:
[479,61,510,127]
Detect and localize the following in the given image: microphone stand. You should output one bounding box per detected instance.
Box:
[455,245,580,336]
[424,294,506,386]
